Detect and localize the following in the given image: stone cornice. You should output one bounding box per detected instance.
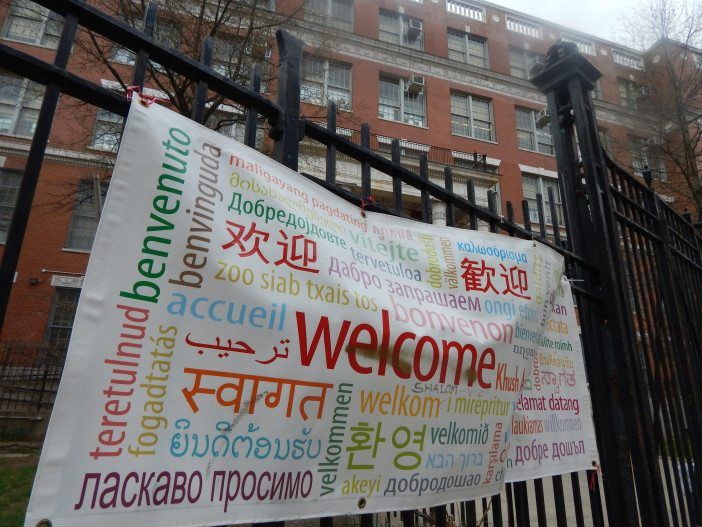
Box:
[0,140,115,168]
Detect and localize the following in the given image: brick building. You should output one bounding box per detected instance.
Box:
[0,0,699,350]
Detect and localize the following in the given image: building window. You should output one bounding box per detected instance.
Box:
[630,136,667,181]
[0,72,43,137]
[301,55,352,110]
[618,78,640,109]
[522,174,563,225]
[65,179,108,251]
[445,0,485,22]
[447,29,487,68]
[379,10,423,50]
[211,37,270,91]
[509,47,544,79]
[450,92,493,141]
[89,110,123,152]
[612,49,644,70]
[378,75,425,127]
[45,288,80,353]
[516,107,553,155]
[305,0,354,31]
[0,169,21,244]
[1,0,62,48]
[505,15,542,39]
[206,113,264,148]
[560,34,595,55]
[591,79,603,100]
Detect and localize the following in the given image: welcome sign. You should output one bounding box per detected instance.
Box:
[26,97,597,527]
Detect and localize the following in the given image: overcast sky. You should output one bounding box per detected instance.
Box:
[491,0,640,45]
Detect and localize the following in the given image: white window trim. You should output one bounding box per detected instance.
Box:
[305,0,354,29]
[301,56,353,110]
[516,108,554,156]
[0,75,42,137]
[522,172,564,226]
[448,30,488,68]
[1,0,60,49]
[379,76,427,127]
[379,10,423,49]
[450,92,494,142]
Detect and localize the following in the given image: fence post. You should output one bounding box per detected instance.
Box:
[531,43,667,526]
[273,30,304,171]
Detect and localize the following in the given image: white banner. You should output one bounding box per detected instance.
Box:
[26,97,597,527]
[505,277,598,481]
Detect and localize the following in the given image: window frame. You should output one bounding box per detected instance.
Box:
[515,107,554,155]
[629,135,668,181]
[89,109,123,152]
[378,74,426,127]
[450,91,494,141]
[301,55,353,110]
[0,73,43,137]
[447,28,488,68]
[522,173,564,225]
[305,0,354,31]
[508,47,544,80]
[0,169,21,244]
[618,78,640,109]
[206,112,264,148]
[378,9,424,50]
[64,178,108,252]
[44,287,81,353]
[1,0,63,49]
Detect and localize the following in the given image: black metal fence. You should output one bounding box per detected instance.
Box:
[0,1,700,526]
[0,343,63,413]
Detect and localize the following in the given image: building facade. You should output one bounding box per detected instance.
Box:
[0,0,698,350]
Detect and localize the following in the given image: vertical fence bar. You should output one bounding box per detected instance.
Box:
[521,200,532,233]
[0,12,79,334]
[273,29,303,170]
[191,36,213,124]
[569,473,585,527]
[547,187,562,246]
[419,154,431,223]
[536,194,547,239]
[551,475,568,527]
[131,4,158,88]
[361,123,371,196]
[513,482,530,527]
[391,139,402,212]
[505,484,515,527]
[487,190,498,233]
[325,102,337,183]
[466,179,478,231]
[534,479,548,526]
[245,63,262,148]
[444,167,455,227]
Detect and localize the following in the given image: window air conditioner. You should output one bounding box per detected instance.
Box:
[535,108,550,127]
[647,136,664,146]
[405,75,425,96]
[638,86,654,97]
[405,19,422,41]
